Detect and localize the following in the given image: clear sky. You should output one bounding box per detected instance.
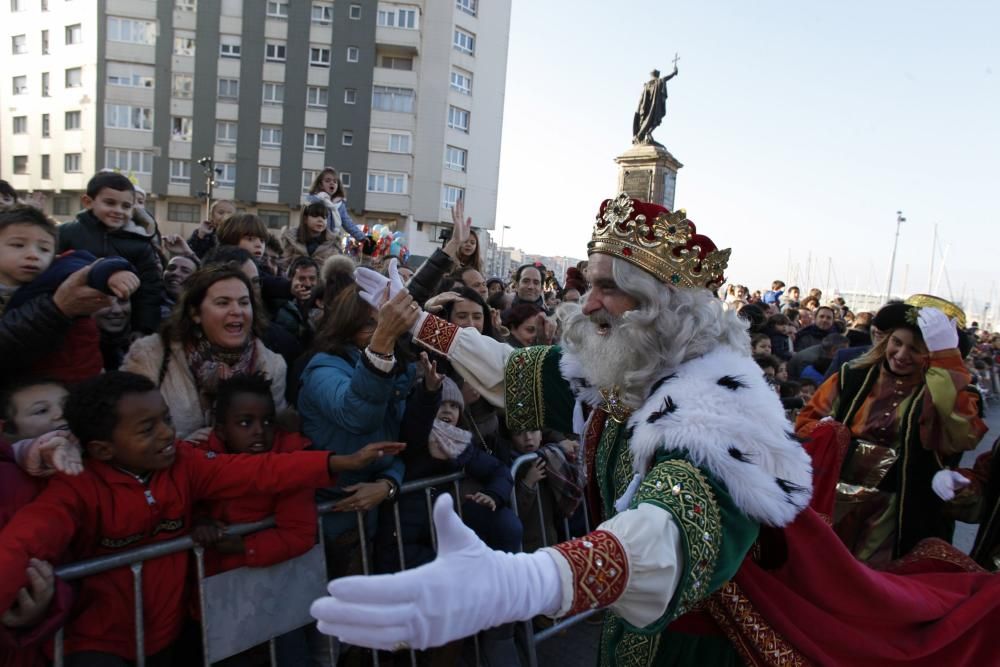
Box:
[492,1,999,321]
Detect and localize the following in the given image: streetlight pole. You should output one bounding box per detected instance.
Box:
[196,156,217,221]
[499,224,511,278]
[885,210,905,302]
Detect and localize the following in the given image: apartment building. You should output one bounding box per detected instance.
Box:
[1,0,510,256]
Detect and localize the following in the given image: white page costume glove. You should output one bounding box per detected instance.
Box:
[354,259,405,310]
[311,494,563,651]
[931,469,971,501]
[917,307,959,353]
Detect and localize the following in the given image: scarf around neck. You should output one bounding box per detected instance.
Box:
[186,335,257,423]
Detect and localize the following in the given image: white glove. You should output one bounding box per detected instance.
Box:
[354,259,405,310]
[931,469,971,501]
[614,473,643,514]
[917,307,958,353]
[311,494,562,651]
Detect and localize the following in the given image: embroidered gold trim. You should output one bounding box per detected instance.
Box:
[551,530,629,615]
[706,582,808,667]
[504,346,550,432]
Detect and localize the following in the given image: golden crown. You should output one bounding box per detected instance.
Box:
[587,193,731,290]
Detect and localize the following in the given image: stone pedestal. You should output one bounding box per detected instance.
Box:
[614,144,683,210]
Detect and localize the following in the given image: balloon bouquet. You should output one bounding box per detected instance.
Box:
[345,224,410,268]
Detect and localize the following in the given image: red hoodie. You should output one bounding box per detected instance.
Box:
[192,430,318,574]
[0,442,335,660]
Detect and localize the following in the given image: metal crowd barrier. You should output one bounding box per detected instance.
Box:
[47,457,601,667]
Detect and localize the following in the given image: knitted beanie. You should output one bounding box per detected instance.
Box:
[440,376,464,409]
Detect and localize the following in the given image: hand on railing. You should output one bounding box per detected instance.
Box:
[465,492,496,512]
[1,559,54,629]
[191,517,244,554]
[333,482,391,513]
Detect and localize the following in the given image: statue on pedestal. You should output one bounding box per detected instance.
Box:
[632,56,679,146]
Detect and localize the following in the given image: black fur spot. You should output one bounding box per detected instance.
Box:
[717,375,747,391]
[775,478,806,496]
[647,396,678,423]
[626,425,636,440]
[577,377,592,389]
[785,431,802,444]
[648,373,678,398]
[728,447,751,463]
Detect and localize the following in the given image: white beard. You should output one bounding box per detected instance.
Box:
[559,306,666,408]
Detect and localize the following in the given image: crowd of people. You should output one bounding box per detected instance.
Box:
[0,172,997,666]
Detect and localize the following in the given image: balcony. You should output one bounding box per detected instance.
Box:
[375,26,419,55]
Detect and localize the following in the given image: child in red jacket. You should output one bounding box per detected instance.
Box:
[0,371,403,665]
[191,373,318,575]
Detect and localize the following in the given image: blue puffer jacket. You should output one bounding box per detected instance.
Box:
[298,347,412,540]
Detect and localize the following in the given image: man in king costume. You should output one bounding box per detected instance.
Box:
[313,195,1000,666]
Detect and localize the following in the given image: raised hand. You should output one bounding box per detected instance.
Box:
[53,265,114,318]
[917,307,958,353]
[106,271,140,300]
[419,352,444,392]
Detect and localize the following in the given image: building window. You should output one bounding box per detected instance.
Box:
[456,0,476,16]
[265,41,286,62]
[346,46,359,62]
[220,35,241,58]
[172,73,193,98]
[216,162,236,187]
[52,196,72,215]
[344,88,357,104]
[305,130,326,152]
[340,172,352,187]
[306,85,328,108]
[453,28,475,55]
[372,85,415,113]
[258,167,280,192]
[266,0,289,18]
[13,156,28,174]
[108,63,154,88]
[64,23,82,44]
[377,6,417,28]
[105,148,153,174]
[259,209,289,229]
[370,129,411,153]
[41,114,49,137]
[367,171,407,195]
[445,145,467,172]
[41,72,49,96]
[447,105,470,132]
[260,125,283,147]
[302,170,318,193]
[176,0,197,11]
[217,77,239,99]
[169,159,191,184]
[450,68,472,95]
[216,121,237,144]
[341,131,353,146]
[105,104,153,131]
[349,4,362,19]
[171,117,192,141]
[312,2,333,23]
[65,110,81,129]
[12,75,28,95]
[41,30,48,54]
[64,153,82,173]
[107,17,156,45]
[12,34,27,54]
[168,203,200,223]
[379,54,413,70]
[12,116,27,134]
[65,67,83,88]
[10,0,24,11]
[262,82,284,105]
[41,155,50,180]
[174,31,195,56]
[442,185,464,209]
[310,47,331,67]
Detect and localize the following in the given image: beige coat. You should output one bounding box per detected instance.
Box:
[122,334,288,440]
[280,226,342,266]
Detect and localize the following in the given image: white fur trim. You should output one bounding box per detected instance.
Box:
[559,351,605,409]
[623,347,813,527]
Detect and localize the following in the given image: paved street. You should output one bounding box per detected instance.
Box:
[539,401,998,664]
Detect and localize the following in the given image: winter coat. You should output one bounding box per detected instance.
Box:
[57,211,164,333]
[121,334,288,440]
[0,441,75,667]
[187,228,218,259]
[297,348,409,540]
[304,194,366,241]
[794,324,834,351]
[192,430,317,575]
[0,295,74,378]
[406,248,456,307]
[273,300,315,349]
[0,442,336,661]
[279,225,341,265]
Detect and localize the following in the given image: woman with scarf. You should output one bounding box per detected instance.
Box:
[121,265,287,440]
[796,298,987,566]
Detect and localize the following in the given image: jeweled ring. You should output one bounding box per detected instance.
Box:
[392,641,411,652]
[410,303,418,310]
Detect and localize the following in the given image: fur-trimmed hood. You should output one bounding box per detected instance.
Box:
[562,346,813,527]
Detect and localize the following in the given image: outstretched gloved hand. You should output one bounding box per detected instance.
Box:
[931,469,971,501]
[354,258,405,310]
[311,494,562,651]
[917,307,958,353]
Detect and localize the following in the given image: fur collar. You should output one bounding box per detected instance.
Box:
[561,346,813,527]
